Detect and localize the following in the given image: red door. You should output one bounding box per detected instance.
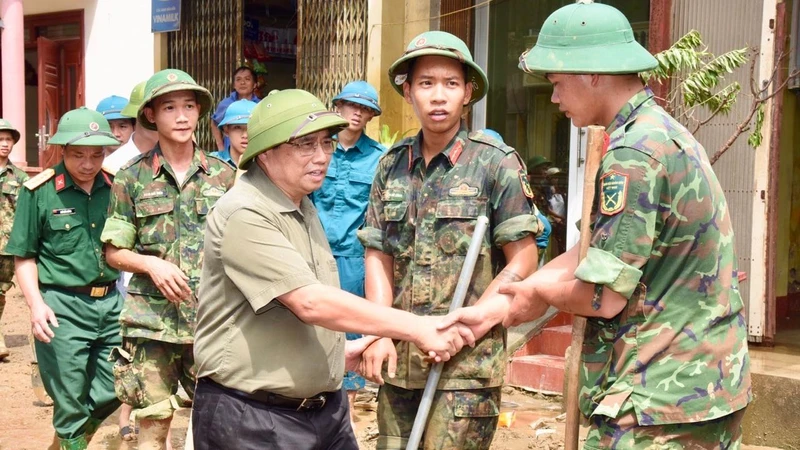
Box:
[37,36,61,168]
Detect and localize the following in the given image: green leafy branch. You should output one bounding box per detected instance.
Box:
[643,30,800,164]
[378,124,414,148]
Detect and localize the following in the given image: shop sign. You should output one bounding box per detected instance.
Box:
[152,0,181,33]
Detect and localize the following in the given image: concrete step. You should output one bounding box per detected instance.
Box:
[514,324,573,358]
[506,354,565,394]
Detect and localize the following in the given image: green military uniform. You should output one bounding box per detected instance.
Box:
[359,32,541,449]
[0,156,28,359]
[4,108,123,450]
[519,2,751,448]
[100,69,236,420]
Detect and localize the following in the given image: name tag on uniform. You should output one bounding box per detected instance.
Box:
[52,208,76,216]
[202,187,226,197]
[448,183,479,197]
[141,189,167,199]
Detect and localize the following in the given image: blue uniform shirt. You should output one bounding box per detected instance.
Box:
[209,149,236,169]
[312,132,385,257]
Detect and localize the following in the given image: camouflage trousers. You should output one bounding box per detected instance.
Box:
[0,254,14,296]
[584,407,746,449]
[377,383,501,450]
[111,337,195,420]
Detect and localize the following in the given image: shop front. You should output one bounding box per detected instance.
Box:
[165,0,367,151]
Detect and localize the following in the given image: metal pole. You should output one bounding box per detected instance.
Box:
[405,215,490,450]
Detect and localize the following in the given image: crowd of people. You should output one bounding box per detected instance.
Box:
[0,2,751,450]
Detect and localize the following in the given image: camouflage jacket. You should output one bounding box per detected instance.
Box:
[358,124,541,390]
[101,145,235,343]
[0,162,28,255]
[573,88,751,425]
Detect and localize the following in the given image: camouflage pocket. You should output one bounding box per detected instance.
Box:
[434,199,487,254]
[452,389,500,418]
[109,346,144,407]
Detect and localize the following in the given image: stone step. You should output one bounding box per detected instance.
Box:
[514,324,573,358]
[506,354,565,394]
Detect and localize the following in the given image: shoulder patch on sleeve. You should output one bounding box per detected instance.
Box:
[599,171,628,216]
[120,152,147,172]
[23,168,55,191]
[468,130,515,155]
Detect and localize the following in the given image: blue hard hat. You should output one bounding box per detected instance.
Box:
[332,80,381,116]
[218,99,258,128]
[480,129,504,143]
[96,95,130,121]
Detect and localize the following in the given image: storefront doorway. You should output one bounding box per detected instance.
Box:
[483,0,650,262]
[167,0,367,152]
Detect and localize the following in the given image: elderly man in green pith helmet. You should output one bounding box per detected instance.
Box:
[192,89,477,449]
[5,107,123,450]
[0,118,27,362]
[448,1,751,449]
[100,68,236,449]
[357,30,542,449]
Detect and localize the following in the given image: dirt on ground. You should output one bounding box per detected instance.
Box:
[0,285,781,450]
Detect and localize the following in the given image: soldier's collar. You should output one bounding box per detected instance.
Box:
[407,123,469,170]
[607,86,656,135]
[151,144,210,178]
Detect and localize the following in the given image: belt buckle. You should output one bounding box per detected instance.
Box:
[90,286,108,297]
[296,395,325,411]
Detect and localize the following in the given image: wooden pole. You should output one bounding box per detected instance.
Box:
[564,125,606,450]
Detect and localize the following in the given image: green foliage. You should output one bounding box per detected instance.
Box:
[748,103,765,148]
[378,124,413,148]
[642,30,763,152]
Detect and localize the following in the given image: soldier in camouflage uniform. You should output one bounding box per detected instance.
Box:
[357,31,542,449]
[471,2,751,448]
[100,69,235,449]
[6,108,123,450]
[0,119,27,360]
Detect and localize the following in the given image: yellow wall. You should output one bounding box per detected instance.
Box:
[785,89,800,295]
[366,0,432,143]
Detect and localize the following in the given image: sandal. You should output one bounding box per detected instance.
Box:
[120,425,137,441]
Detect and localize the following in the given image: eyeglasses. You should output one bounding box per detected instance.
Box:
[287,137,337,157]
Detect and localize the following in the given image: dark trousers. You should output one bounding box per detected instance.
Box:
[192,378,358,450]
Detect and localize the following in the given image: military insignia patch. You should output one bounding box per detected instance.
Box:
[448,183,479,197]
[519,169,534,199]
[415,38,427,47]
[89,122,100,131]
[22,168,55,190]
[167,73,178,82]
[55,174,66,192]
[600,171,628,216]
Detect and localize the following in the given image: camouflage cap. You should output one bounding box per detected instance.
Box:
[138,69,214,130]
[0,118,21,144]
[239,89,348,170]
[48,107,121,147]
[519,0,657,75]
[388,31,488,104]
[121,81,147,118]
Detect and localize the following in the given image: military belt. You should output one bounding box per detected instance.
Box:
[199,377,331,411]
[41,281,116,298]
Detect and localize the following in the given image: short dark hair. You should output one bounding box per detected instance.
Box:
[233,66,256,81]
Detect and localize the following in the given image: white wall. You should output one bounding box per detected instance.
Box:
[24,0,155,110]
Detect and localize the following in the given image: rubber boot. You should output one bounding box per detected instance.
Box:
[138,418,172,450]
[0,296,9,360]
[30,336,54,406]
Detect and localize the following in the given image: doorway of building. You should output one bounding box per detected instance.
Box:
[23,11,84,169]
[485,0,650,264]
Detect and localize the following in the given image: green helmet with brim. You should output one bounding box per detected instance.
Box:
[0,118,21,144]
[239,89,349,170]
[122,81,147,118]
[137,69,214,130]
[518,0,658,75]
[48,107,121,147]
[388,31,488,105]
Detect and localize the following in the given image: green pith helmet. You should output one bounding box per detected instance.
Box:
[518,0,658,74]
[137,69,214,130]
[239,89,349,170]
[48,107,121,147]
[526,155,551,171]
[122,81,147,118]
[0,118,21,143]
[388,31,488,104]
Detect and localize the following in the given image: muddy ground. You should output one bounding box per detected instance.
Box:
[0,286,780,450]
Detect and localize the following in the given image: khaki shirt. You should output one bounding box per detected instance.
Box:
[194,167,345,398]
